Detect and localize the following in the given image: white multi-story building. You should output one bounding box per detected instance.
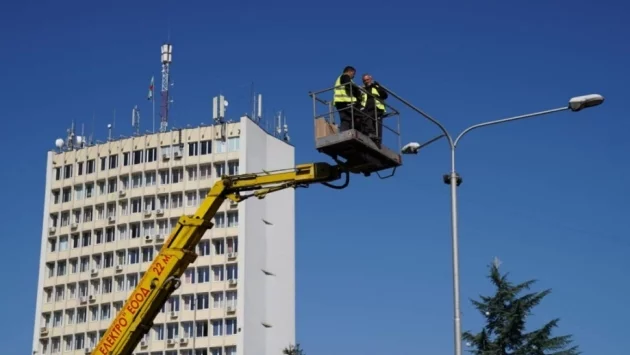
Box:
[32,117,296,355]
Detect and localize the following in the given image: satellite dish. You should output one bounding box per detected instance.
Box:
[76,136,83,144]
[224,100,229,107]
[55,138,64,148]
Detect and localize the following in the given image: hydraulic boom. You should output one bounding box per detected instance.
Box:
[93,162,346,355]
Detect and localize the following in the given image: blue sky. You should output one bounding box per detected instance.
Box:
[1,0,628,354]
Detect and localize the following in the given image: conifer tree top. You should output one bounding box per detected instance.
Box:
[463,260,580,355]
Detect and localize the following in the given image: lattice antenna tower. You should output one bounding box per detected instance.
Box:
[160,43,173,132]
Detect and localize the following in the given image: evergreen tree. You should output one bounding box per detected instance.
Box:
[462,258,580,355]
[283,343,305,355]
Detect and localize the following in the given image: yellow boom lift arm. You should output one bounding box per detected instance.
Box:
[93,162,347,355]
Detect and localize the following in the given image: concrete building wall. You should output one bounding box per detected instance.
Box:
[239,117,296,355]
[31,118,295,355]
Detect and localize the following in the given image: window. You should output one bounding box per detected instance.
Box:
[131,198,142,213]
[153,324,164,340]
[159,170,170,185]
[132,173,142,188]
[198,240,210,256]
[142,247,153,262]
[212,320,222,336]
[216,140,226,153]
[212,292,223,308]
[97,180,106,195]
[227,212,238,227]
[214,213,225,228]
[109,154,118,169]
[226,264,238,280]
[51,190,60,204]
[167,323,179,339]
[128,248,139,264]
[62,188,71,203]
[225,318,237,335]
[188,142,198,156]
[214,163,225,177]
[77,161,83,175]
[212,266,224,281]
[107,178,117,193]
[85,183,93,198]
[100,157,107,171]
[196,320,209,337]
[200,164,211,179]
[86,159,95,174]
[200,140,212,155]
[54,167,61,180]
[145,172,156,186]
[227,237,238,253]
[227,137,240,152]
[145,147,157,162]
[213,238,224,255]
[171,193,182,208]
[226,291,237,308]
[144,197,155,211]
[187,167,197,181]
[182,321,194,338]
[227,160,239,175]
[197,293,209,309]
[74,185,83,200]
[197,266,209,283]
[123,152,130,166]
[133,150,143,164]
[186,191,197,207]
[172,168,183,183]
[120,175,129,190]
[64,164,73,178]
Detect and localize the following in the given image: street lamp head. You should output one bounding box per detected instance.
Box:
[401,142,421,154]
[569,94,604,112]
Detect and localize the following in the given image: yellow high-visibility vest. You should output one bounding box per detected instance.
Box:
[361,86,386,112]
[333,75,357,104]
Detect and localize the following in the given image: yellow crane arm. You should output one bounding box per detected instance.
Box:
[93,162,345,355]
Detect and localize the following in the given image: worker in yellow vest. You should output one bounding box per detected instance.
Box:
[360,73,388,144]
[333,66,364,132]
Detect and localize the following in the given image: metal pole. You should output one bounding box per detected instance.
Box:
[449,147,462,355]
[381,84,576,355]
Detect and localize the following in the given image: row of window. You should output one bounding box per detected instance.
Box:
[40,322,237,355]
[49,198,238,232]
[54,137,241,181]
[51,161,240,205]
[49,235,237,258]
[44,261,239,295]
[48,211,238,247]
[42,291,238,329]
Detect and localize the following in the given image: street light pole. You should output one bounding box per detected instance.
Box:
[382,88,604,355]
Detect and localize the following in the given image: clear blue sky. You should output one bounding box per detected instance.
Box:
[1,0,628,354]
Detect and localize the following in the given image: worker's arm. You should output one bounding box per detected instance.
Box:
[374,83,388,100]
[93,162,344,355]
[340,74,363,101]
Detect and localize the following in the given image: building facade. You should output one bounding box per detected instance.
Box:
[32,117,296,355]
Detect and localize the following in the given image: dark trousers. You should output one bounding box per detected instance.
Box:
[335,102,366,132]
[362,107,385,142]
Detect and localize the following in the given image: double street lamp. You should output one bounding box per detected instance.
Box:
[385,90,605,355]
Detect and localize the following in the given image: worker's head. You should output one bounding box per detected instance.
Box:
[343,66,356,78]
[362,74,373,86]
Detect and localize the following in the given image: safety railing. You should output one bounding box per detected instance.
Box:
[308,81,402,152]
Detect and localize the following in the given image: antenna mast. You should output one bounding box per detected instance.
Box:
[132,105,141,135]
[160,43,173,132]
